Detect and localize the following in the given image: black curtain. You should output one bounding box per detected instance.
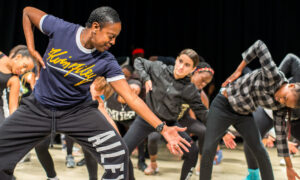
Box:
[1,0,300,89]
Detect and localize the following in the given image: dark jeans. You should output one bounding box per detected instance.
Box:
[0,94,129,180]
[244,107,300,169]
[123,116,198,180]
[200,94,274,180]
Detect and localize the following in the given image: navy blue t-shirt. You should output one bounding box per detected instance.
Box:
[34,15,124,108]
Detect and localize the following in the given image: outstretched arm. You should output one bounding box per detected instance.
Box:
[23,6,46,68]
[110,79,191,155]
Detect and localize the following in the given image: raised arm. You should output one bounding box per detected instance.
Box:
[23,6,46,68]
[279,53,300,79]
[223,40,281,87]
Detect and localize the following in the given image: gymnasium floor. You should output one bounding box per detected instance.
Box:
[13,142,299,180]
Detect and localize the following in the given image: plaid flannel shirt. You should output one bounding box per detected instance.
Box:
[226,40,289,157]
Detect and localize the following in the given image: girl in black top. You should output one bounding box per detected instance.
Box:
[124,49,208,180]
[0,48,34,122]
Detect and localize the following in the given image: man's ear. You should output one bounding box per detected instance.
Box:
[92,22,101,31]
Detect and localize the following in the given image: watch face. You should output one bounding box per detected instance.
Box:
[156,123,164,132]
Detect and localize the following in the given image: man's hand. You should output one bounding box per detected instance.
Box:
[287,167,300,180]
[222,132,236,149]
[145,80,152,93]
[222,70,242,87]
[288,142,298,154]
[162,126,191,155]
[262,135,275,148]
[90,83,103,101]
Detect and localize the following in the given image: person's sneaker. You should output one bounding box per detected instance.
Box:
[137,161,147,171]
[47,176,59,180]
[280,158,286,166]
[144,162,159,175]
[76,158,86,166]
[213,150,223,165]
[244,168,261,180]
[66,155,75,168]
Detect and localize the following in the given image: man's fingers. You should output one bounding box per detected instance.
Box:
[180,137,191,148]
[175,126,187,132]
[178,142,189,152]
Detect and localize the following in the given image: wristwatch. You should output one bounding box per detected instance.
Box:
[155,122,165,133]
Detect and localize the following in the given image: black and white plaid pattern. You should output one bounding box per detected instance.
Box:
[226,40,289,157]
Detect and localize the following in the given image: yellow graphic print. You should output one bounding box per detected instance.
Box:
[177,104,190,120]
[47,48,97,86]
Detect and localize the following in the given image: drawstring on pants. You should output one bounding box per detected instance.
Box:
[50,109,57,148]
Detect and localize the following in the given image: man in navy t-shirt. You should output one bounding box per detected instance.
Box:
[0,6,191,180]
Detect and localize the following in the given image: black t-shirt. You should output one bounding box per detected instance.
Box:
[105,93,136,121]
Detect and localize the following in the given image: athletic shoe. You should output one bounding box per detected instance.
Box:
[213,150,223,165]
[76,158,86,166]
[137,161,147,171]
[280,159,286,166]
[47,176,59,180]
[244,168,261,180]
[66,155,75,168]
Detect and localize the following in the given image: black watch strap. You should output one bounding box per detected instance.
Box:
[155,122,165,133]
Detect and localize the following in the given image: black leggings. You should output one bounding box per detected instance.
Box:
[35,135,73,178]
[116,120,146,163]
[124,116,199,180]
[147,113,205,156]
[200,94,274,180]
[244,107,300,169]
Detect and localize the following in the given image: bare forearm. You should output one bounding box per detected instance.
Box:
[284,156,293,168]
[23,8,36,51]
[235,60,247,74]
[98,104,120,134]
[126,95,162,128]
[23,7,46,51]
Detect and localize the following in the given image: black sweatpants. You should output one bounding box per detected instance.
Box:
[123,116,198,180]
[200,94,274,180]
[0,94,129,180]
[244,107,300,169]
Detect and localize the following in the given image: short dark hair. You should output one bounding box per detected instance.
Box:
[122,65,134,74]
[11,47,32,59]
[85,6,121,28]
[9,44,27,57]
[178,49,199,67]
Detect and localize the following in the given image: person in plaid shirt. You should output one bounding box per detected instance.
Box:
[200,40,300,180]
